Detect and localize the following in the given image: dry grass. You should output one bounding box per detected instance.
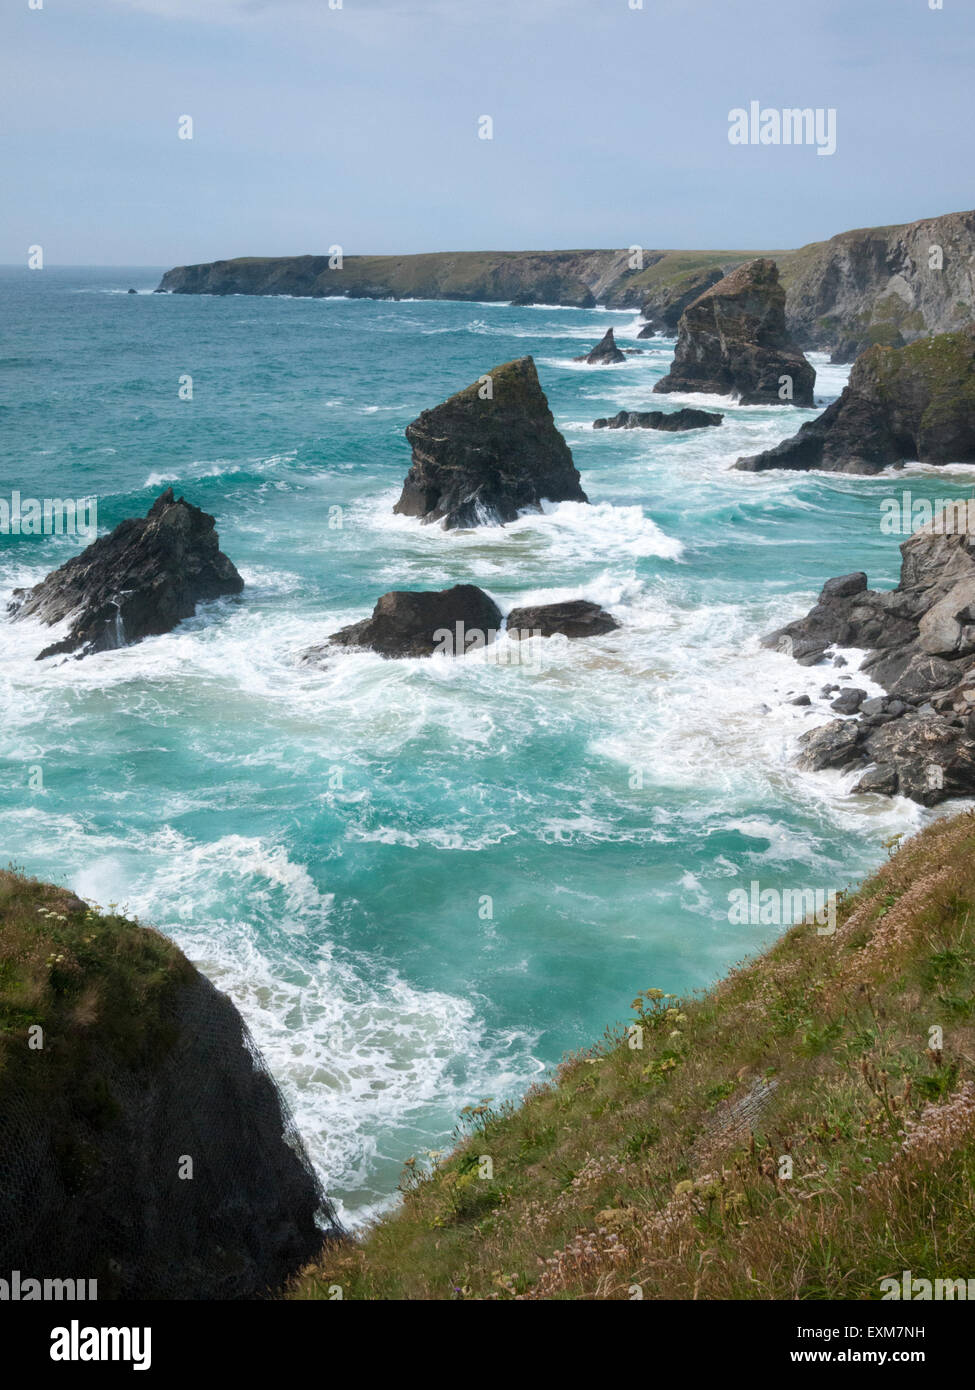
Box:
[292,813,975,1300]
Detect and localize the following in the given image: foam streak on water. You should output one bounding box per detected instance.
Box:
[2,270,966,1222]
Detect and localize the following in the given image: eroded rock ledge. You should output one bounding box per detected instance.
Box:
[765,505,975,803]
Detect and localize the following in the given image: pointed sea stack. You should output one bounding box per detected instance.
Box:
[393,356,587,529]
[654,258,815,406]
[8,488,244,660]
[577,328,626,365]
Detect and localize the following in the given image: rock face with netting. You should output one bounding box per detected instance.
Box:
[0,872,338,1299]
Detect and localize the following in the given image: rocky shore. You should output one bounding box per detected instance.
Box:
[765,505,975,804]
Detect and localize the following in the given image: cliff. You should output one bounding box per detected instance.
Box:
[292,814,975,1300]
[0,871,337,1299]
[158,208,975,359]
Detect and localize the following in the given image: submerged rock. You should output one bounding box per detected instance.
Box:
[736,327,975,474]
[654,259,815,406]
[767,503,975,803]
[320,584,504,659]
[393,356,587,530]
[593,407,723,431]
[505,600,620,640]
[8,489,243,660]
[575,328,626,365]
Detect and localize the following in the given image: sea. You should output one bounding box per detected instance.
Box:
[2,265,969,1225]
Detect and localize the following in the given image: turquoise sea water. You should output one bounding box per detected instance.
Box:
[2,266,971,1223]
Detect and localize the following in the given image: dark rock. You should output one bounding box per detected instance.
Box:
[126,288,137,295]
[769,502,975,803]
[8,489,243,661]
[592,408,723,432]
[638,266,726,338]
[505,600,620,640]
[790,694,812,706]
[854,765,899,795]
[575,328,626,365]
[736,327,975,474]
[393,356,587,529]
[831,687,868,715]
[324,584,503,659]
[654,259,815,406]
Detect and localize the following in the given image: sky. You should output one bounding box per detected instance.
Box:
[1,0,973,265]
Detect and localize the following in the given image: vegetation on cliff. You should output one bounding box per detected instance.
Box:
[293,814,975,1300]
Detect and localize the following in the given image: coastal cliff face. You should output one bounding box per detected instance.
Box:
[157,209,975,358]
[0,872,336,1299]
[780,209,975,356]
[156,248,766,311]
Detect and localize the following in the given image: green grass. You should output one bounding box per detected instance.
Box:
[291,813,975,1300]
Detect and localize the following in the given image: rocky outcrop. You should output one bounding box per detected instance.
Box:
[781,208,975,355]
[654,260,815,406]
[593,407,723,431]
[764,505,975,804]
[575,328,626,365]
[393,356,587,529]
[318,585,503,659]
[735,328,975,474]
[505,600,620,639]
[8,489,243,660]
[637,267,726,337]
[0,871,336,1299]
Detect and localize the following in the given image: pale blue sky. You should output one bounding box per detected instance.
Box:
[2,0,972,264]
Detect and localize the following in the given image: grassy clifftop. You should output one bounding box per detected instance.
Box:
[293,814,975,1300]
[0,869,191,1093]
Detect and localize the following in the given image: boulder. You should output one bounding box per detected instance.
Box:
[769,503,975,803]
[574,327,626,365]
[323,584,503,659]
[393,356,587,529]
[593,408,723,432]
[505,600,620,640]
[8,489,243,660]
[736,327,975,474]
[654,259,815,406]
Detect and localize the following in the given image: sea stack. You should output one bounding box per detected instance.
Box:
[8,488,244,660]
[654,258,815,406]
[577,328,626,365]
[393,356,587,529]
[736,327,975,474]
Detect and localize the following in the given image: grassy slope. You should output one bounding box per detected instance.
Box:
[292,814,975,1300]
[0,868,191,1101]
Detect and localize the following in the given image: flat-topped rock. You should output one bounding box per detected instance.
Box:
[654,258,815,406]
[593,407,723,431]
[393,356,587,530]
[506,600,620,640]
[8,489,243,660]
